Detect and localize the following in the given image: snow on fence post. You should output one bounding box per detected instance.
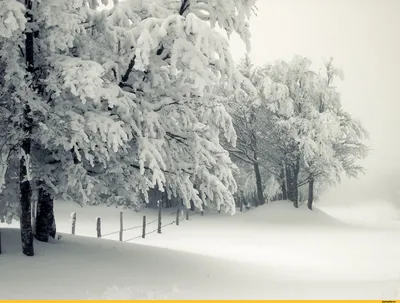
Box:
[157,200,162,234]
[142,215,146,238]
[96,217,101,238]
[186,209,189,220]
[176,209,180,226]
[71,212,76,235]
[119,212,123,241]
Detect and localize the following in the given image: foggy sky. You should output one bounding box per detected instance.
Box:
[227,0,400,203]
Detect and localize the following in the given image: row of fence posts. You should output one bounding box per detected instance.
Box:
[70,201,197,241]
[0,199,246,254]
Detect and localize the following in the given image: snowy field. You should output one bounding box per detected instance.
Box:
[1,200,400,299]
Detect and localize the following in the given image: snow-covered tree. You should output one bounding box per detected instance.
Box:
[298,58,368,209]
[0,0,257,255]
[221,54,269,206]
[225,55,368,209]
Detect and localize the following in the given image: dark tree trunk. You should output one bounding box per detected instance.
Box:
[286,161,300,208]
[307,177,314,210]
[253,195,259,207]
[162,190,171,208]
[281,180,287,200]
[190,201,195,211]
[241,196,249,209]
[19,0,35,256]
[253,162,265,206]
[34,187,56,242]
[280,169,287,200]
[285,166,295,203]
[20,125,34,256]
[31,195,36,230]
[239,195,244,212]
[292,158,300,208]
[293,157,300,208]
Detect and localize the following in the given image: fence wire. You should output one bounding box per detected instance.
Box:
[101,230,121,237]
[123,219,180,242]
[101,217,161,238]
[122,211,189,242]
[78,208,216,240]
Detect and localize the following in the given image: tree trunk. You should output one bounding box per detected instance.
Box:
[293,157,300,208]
[307,177,314,210]
[286,163,299,208]
[20,106,34,256]
[34,187,56,242]
[253,162,265,205]
[279,169,287,200]
[253,195,259,207]
[285,165,294,202]
[281,179,287,200]
[162,190,171,208]
[19,0,35,256]
[242,196,249,209]
[31,194,37,230]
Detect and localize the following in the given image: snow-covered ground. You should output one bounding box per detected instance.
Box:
[1,200,400,299]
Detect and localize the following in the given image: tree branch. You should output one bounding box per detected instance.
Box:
[228,149,255,164]
[166,131,188,146]
[130,163,191,175]
[119,55,136,85]
[179,0,190,15]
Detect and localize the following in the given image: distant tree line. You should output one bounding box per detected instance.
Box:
[223,55,368,210]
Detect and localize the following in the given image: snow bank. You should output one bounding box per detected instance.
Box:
[2,200,400,299]
[1,227,400,299]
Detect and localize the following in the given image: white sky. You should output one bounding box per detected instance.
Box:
[228,0,400,173]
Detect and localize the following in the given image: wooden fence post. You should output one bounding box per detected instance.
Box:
[119,212,123,241]
[96,217,101,238]
[142,215,146,238]
[186,209,189,220]
[240,196,244,212]
[71,212,76,235]
[176,209,180,226]
[157,200,162,234]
